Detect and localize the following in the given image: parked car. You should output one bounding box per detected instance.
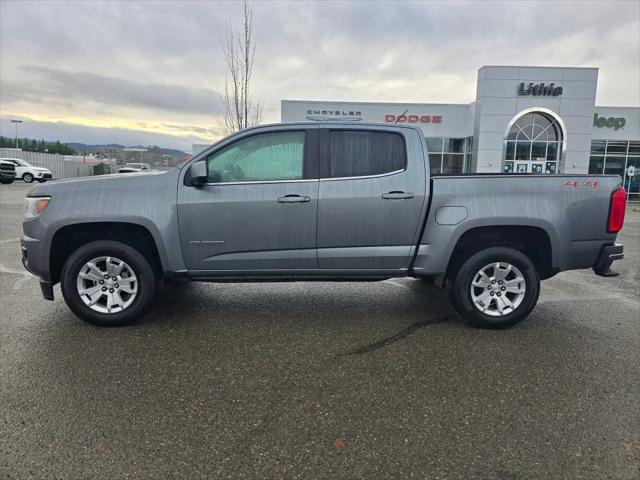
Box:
[0,158,53,183]
[0,159,16,184]
[20,123,626,328]
[118,163,150,173]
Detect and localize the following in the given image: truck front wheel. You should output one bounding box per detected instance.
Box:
[449,247,540,329]
[60,240,157,326]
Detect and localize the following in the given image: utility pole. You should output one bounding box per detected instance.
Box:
[11,119,23,148]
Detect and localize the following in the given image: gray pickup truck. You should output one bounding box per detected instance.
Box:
[21,123,626,328]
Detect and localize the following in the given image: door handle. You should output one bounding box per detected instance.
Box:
[277,194,311,203]
[382,191,415,200]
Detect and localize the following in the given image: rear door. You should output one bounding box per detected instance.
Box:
[178,127,319,271]
[317,127,427,271]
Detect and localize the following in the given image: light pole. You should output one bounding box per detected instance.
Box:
[10,119,23,148]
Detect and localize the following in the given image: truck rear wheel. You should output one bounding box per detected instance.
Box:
[60,240,157,326]
[449,247,540,329]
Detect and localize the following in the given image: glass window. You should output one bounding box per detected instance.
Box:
[328,130,406,178]
[625,157,640,193]
[429,153,443,175]
[546,142,558,160]
[628,142,640,155]
[207,131,305,183]
[531,142,546,160]
[604,156,625,175]
[606,142,627,154]
[590,140,606,154]
[504,111,563,174]
[505,142,515,160]
[426,137,443,153]
[589,155,605,174]
[515,143,531,160]
[443,138,465,153]
[442,154,464,174]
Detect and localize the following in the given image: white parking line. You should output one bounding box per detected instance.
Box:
[0,238,19,243]
[0,264,35,290]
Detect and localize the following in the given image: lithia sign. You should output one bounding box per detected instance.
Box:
[518,82,563,96]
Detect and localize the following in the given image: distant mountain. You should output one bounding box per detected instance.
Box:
[67,142,188,161]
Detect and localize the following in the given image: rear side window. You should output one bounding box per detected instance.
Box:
[327,130,406,178]
[207,131,305,183]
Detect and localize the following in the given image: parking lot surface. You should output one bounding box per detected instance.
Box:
[1,182,639,479]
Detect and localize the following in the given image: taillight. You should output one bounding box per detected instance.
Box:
[607,187,626,233]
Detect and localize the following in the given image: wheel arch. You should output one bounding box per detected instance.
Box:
[49,221,165,284]
[445,224,555,281]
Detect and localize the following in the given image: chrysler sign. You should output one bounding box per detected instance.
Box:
[518,82,563,96]
[306,109,362,122]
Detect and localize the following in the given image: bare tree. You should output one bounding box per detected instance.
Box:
[218,0,263,136]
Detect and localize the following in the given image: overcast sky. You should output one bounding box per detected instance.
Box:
[1,0,639,151]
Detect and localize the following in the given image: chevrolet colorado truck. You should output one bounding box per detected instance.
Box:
[21,123,626,328]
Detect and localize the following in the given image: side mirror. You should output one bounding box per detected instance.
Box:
[189,160,208,187]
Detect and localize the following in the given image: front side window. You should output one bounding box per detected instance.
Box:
[328,130,406,178]
[207,131,305,183]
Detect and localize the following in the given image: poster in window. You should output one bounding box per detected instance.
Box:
[531,163,543,174]
[516,164,528,174]
[503,162,514,173]
[545,162,557,174]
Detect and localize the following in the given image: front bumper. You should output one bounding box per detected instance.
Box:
[21,235,54,300]
[593,243,624,277]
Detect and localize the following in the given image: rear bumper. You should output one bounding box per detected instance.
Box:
[593,243,624,277]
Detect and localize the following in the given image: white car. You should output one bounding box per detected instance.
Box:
[0,158,53,183]
[118,163,151,173]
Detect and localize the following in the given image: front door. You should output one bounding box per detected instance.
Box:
[316,128,427,271]
[178,129,318,271]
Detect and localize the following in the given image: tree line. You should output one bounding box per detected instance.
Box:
[0,136,77,155]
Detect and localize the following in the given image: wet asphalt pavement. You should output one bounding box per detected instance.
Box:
[1,182,639,479]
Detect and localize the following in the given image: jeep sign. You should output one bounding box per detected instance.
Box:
[593,113,626,130]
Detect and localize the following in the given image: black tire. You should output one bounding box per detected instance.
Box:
[0,179,14,184]
[37,179,47,183]
[61,240,158,326]
[22,173,34,183]
[448,247,540,329]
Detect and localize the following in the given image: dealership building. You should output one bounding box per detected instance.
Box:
[281,65,639,199]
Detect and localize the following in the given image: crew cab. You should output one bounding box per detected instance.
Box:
[20,123,626,328]
[1,157,53,183]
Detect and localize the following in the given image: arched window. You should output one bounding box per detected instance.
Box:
[503,111,563,174]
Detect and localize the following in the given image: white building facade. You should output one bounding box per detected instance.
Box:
[281,66,640,200]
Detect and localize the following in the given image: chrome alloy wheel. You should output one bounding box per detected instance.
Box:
[470,262,526,317]
[76,256,138,314]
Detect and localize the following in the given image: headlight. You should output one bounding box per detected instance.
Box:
[24,196,50,219]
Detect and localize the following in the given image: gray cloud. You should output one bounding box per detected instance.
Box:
[11,66,222,116]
